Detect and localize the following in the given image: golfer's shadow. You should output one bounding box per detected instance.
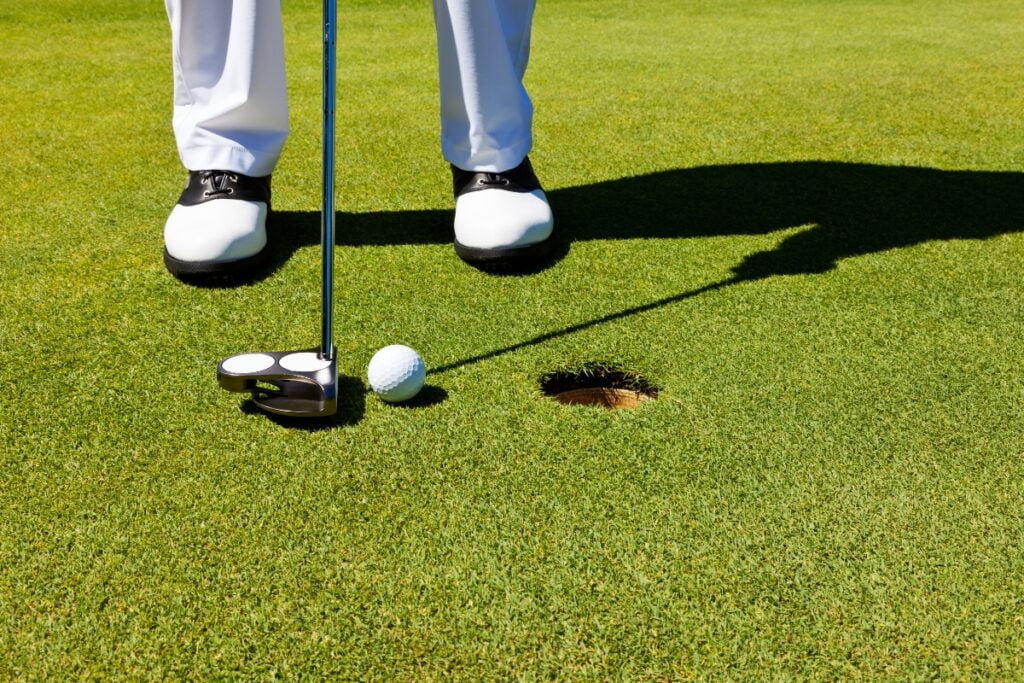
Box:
[255,161,1022,375]
[261,161,1022,283]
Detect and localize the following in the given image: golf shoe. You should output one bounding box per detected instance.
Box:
[163,170,271,279]
[451,157,554,269]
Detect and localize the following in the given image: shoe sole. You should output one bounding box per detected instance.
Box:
[163,247,268,284]
[454,237,556,274]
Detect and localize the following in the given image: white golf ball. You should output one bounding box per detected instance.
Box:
[367,345,426,403]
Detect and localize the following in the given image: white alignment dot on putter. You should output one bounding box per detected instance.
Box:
[279,352,333,373]
[222,353,276,374]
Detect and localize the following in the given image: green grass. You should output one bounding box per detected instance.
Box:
[2,0,1024,678]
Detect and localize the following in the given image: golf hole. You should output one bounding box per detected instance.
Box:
[540,363,658,409]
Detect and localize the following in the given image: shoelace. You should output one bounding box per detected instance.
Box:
[201,171,239,198]
[479,173,511,187]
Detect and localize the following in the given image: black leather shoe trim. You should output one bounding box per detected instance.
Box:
[454,235,554,268]
[177,171,272,207]
[163,245,268,279]
[451,157,542,198]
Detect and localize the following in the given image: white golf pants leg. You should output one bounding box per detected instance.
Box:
[432,0,537,173]
[165,0,536,176]
[165,0,289,177]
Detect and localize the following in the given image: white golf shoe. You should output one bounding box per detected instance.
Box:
[163,170,271,279]
[451,157,555,270]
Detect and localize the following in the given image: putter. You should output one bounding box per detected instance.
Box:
[216,0,338,418]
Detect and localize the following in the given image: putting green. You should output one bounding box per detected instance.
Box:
[2,0,1023,677]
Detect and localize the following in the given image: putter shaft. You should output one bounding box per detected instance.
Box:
[216,2,340,418]
[320,0,337,360]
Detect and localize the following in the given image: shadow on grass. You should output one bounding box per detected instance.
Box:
[238,380,449,430]
[429,279,734,375]
[239,375,366,430]
[249,161,1022,282]
[389,384,448,408]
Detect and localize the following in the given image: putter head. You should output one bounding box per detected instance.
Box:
[217,348,338,417]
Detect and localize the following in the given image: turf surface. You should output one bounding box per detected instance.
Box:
[2,0,1024,678]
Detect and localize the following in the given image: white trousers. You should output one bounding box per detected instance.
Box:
[165,0,536,177]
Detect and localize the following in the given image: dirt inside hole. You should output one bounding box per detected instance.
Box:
[539,364,659,409]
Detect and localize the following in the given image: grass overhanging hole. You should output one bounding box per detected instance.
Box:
[540,362,659,409]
